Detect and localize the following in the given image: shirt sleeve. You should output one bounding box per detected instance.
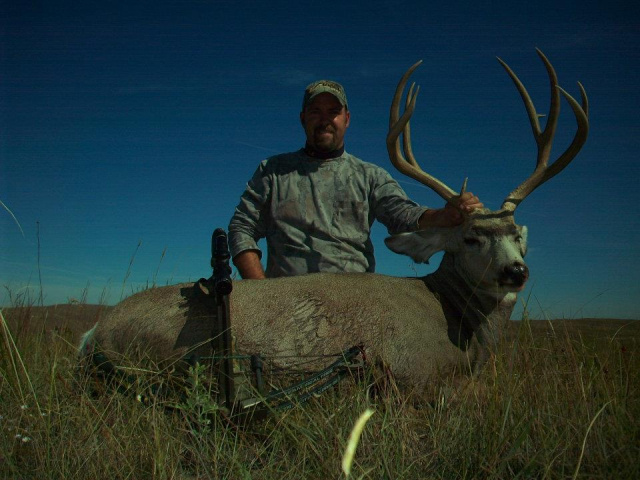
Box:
[228,160,271,259]
[370,167,429,235]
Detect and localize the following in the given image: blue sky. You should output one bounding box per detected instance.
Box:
[1,1,639,319]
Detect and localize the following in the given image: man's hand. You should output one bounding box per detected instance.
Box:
[418,192,484,229]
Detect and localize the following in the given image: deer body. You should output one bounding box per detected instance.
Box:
[87,249,515,392]
[80,50,588,393]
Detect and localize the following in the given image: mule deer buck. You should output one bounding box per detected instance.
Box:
[80,49,588,398]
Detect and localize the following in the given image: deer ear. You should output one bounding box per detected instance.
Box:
[384,229,451,264]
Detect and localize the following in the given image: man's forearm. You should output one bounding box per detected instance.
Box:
[232,250,266,279]
[417,208,454,229]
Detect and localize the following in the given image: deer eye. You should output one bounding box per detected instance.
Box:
[464,237,481,246]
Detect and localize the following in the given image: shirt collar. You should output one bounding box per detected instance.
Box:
[303,143,345,160]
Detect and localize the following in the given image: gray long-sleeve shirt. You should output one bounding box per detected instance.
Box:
[228,149,428,277]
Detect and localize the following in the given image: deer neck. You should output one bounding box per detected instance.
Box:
[425,252,516,346]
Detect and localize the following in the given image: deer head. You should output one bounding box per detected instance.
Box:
[385,49,589,295]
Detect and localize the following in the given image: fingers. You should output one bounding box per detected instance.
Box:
[457,192,483,213]
[432,192,484,229]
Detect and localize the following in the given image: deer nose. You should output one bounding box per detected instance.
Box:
[504,264,529,285]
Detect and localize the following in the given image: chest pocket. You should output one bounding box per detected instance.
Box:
[333,193,369,237]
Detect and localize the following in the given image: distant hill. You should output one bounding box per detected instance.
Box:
[513,318,640,347]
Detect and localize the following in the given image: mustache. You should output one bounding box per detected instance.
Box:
[314,125,335,134]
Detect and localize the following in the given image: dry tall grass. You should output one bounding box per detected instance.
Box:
[1,300,638,479]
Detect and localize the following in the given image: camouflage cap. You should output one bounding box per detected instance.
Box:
[302,80,348,110]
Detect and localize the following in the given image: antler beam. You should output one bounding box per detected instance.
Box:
[386,60,459,203]
[500,48,590,210]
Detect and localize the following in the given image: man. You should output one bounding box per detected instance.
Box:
[229,79,482,280]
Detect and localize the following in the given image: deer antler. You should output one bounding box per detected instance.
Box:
[499,48,589,211]
[387,60,460,203]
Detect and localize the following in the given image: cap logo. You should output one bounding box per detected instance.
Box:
[303,79,348,110]
[311,80,342,91]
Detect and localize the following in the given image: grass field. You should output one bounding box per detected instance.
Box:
[1,302,638,479]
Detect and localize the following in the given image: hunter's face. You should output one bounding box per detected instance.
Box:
[300,93,350,153]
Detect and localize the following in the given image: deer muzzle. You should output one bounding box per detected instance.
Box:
[502,263,529,290]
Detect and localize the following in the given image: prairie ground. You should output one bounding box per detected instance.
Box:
[1,303,638,479]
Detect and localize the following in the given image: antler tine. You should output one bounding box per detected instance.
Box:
[497,49,560,147]
[387,60,458,202]
[542,83,589,181]
[402,82,419,169]
[500,49,589,211]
